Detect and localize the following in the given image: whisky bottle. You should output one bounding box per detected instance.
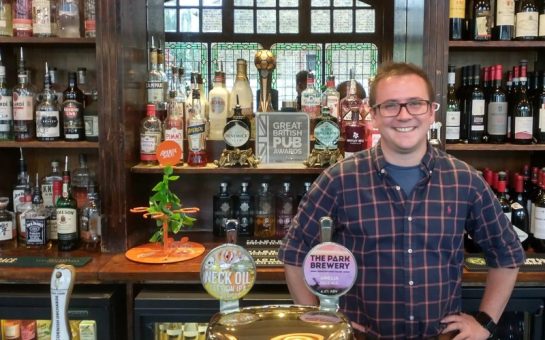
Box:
[0,197,16,248]
[31,0,53,37]
[83,91,99,141]
[223,95,251,150]
[229,59,254,136]
[13,72,35,141]
[235,181,254,237]
[42,160,62,243]
[36,62,61,141]
[49,67,64,103]
[57,156,79,251]
[255,182,275,238]
[72,153,92,209]
[209,64,230,140]
[276,181,294,239]
[187,79,207,167]
[212,182,233,237]
[62,72,85,141]
[140,104,162,165]
[25,173,49,248]
[76,67,92,107]
[313,106,340,151]
[0,59,13,140]
[0,0,13,37]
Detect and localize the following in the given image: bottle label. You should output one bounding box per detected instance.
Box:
[32,1,52,35]
[470,99,485,131]
[475,12,491,38]
[42,183,54,207]
[0,221,13,241]
[496,0,515,26]
[539,108,545,130]
[56,208,77,234]
[146,81,164,103]
[36,110,61,138]
[516,12,538,38]
[84,20,96,32]
[84,115,99,137]
[344,125,365,154]
[164,127,184,152]
[326,96,339,117]
[540,14,545,36]
[26,217,48,245]
[533,206,545,239]
[487,102,508,135]
[513,116,533,140]
[224,121,250,148]
[13,94,33,120]
[140,132,161,160]
[187,123,206,152]
[314,120,340,149]
[0,95,13,131]
[445,110,460,127]
[449,0,465,19]
[49,213,58,240]
[12,189,24,209]
[210,95,226,114]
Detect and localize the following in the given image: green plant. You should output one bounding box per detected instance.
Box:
[147,166,196,242]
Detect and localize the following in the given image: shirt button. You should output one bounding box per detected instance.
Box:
[409,315,414,321]
[395,185,401,191]
[409,280,414,286]
[380,169,385,174]
[408,216,412,222]
[429,170,433,174]
[408,249,413,254]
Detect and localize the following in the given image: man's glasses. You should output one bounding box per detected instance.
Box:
[372,99,439,117]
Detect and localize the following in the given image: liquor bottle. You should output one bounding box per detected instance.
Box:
[445,65,461,143]
[511,61,534,144]
[36,62,62,141]
[529,167,540,240]
[83,91,99,141]
[344,104,366,157]
[534,70,545,143]
[449,0,466,40]
[511,174,530,249]
[3,320,21,340]
[57,155,79,251]
[493,0,515,40]
[187,79,208,167]
[32,0,53,37]
[62,72,85,141]
[464,64,485,143]
[25,173,49,248]
[255,182,275,238]
[313,106,339,152]
[487,64,508,143]
[429,122,442,147]
[229,59,254,137]
[276,181,294,239]
[72,153,91,209]
[515,0,539,40]
[540,0,545,39]
[497,171,512,219]
[296,181,312,207]
[146,37,166,120]
[301,72,321,133]
[0,197,16,248]
[76,67,92,107]
[339,72,363,136]
[223,95,251,150]
[42,159,62,243]
[322,74,340,120]
[0,58,13,140]
[532,171,545,252]
[212,182,233,237]
[57,0,80,37]
[20,320,36,340]
[80,182,101,248]
[235,181,254,237]
[83,0,96,38]
[12,72,34,141]
[49,67,64,103]
[0,0,13,36]
[156,40,169,112]
[12,148,27,211]
[164,70,185,163]
[470,0,491,40]
[12,0,32,36]
[16,181,31,244]
[139,104,162,165]
[208,64,230,140]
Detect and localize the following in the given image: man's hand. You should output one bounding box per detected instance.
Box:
[441,313,491,340]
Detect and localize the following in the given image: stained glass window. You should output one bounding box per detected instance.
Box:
[165,42,209,93]
[210,42,263,91]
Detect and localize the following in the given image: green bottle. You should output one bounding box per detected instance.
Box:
[56,156,79,251]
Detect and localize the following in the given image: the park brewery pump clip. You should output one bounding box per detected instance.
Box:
[50,264,76,340]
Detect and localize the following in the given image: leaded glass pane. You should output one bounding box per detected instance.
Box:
[279,0,298,7]
[333,0,352,6]
[356,9,375,33]
[234,9,254,33]
[256,0,275,6]
[311,9,330,33]
[257,10,276,34]
[311,0,330,6]
[234,0,253,5]
[203,9,222,32]
[203,0,222,6]
[164,0,176,7]
[271,43,322,105]
[180,8,199,33]
[356,1,371,7]
[165,42,209,93]
[279,10,298,34]
[165,9,177,32]
[333,9,352,33]
[179,0,199,6]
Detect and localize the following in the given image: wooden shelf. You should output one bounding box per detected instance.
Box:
[131,162,325,175]
[0,140,99,149]
[445,143,545,151]
[449,40,545,49]
[0,37,95,45]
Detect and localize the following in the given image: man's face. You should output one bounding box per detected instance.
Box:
[371,74,435,164]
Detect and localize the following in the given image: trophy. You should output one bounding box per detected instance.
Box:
[254,49,276,112]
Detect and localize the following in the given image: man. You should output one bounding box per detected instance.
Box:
[278,62,525,339]
[295,70,308,111]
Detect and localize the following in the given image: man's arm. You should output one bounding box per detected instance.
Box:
[479,267,519,322]
[284,264,318,305]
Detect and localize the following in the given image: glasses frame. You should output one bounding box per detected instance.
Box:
[372,99,440,118]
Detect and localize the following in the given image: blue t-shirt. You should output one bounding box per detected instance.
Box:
[384,162,425,195]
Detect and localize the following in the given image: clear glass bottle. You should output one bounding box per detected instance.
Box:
[25,173,49,248]
[140,104,162,165]
[322,74,340,120]
[72,153,91,209]
[156,40,169,117]
[57,0,80,38]
[56,155,79,251]
[42,159,62,243]
[212,182,233,237]
[187,79,208,167]
[12,72,35,141]
[208,65,230,140]
[235,181,254,237]
[255,182,275,238]
[36,62,62,141]
[164,68,185,163]
[0,60,13,140]
[223,95,250,150]
[313,106,340,151]
[83,91,99,141]
[76,67,92,107]
[445,65,461,143]
[62,71,85,141]
[12,148,27,212]
[275,181,294,239]
[0,0,13,36]
[229,59,253,137]
[80,181,101,248]
[301,72,321,133]
[12,0,32,37]
[0,197,17,248]
[146,37,166,121]
[49,67,64,103]
[15,181,31,244]
[31,0,53,37]
[83,0,95,38]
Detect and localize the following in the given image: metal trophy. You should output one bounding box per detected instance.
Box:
[254,49,276,112]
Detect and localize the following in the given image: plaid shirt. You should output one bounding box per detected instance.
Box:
[278,143,525,339]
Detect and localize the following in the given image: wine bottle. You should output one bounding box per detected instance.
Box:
[449,0,466,40]
[487,64,508,143]
[515,0,539,40]
[497,171,512,221]
[532,171,545,252]
[511,61,534,144]
[446,65,461,143]
[493,0,515,40]
[464,64,485,143]
[470,0,492,40]
[534,70,545,143]
[511,174,530,249]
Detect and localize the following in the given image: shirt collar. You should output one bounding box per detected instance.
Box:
[372,141,436,179]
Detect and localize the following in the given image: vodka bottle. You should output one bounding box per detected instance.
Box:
[36,62,62,141]
[57,0,80,38]
[139,104,162,165]
[209,65,230,140]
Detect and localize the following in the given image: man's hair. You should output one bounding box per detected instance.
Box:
[369,62,435,106]
[296,70,308,84]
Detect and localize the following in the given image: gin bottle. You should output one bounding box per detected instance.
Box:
[163,67,185,162]
[339,71,363,135]
[235,181,254,237]
[0,197,17,248]
[0,59,13,140]
[313,106,340,151]
[344,106,365,157]
[212,182,233,237]
[276,181,294,239]
[322,74,340,119]
[223,95,250,150]
[255,182,275,238]
[57,0,80,37]
[25,173,49,248]
[36,62,61,141]
[301,72,321,133]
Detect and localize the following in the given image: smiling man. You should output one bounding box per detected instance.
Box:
[278,62,525,340]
